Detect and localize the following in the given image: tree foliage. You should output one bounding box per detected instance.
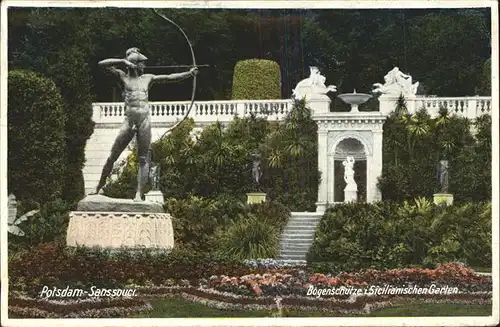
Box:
[379,102,491,202]
[8,7,491,101]
[9,9,95,204]
[8,70,67,203]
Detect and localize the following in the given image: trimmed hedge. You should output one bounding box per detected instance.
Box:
[307,200,492,273]
[8,70,67,203]
[231,59,281,99]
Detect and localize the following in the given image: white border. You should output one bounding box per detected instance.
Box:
[1,1,498,326]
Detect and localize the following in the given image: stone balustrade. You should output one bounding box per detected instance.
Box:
[91,96,491,125]
[92,99,294,124]
[414,96,492,118]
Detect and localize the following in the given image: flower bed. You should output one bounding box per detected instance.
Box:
[8,261,491,318]
[205,262,491,297]
[8,295,152,318]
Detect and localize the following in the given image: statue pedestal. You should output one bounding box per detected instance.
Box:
[433,193,454,206]
[344,190,357,202]
[145,190,164,204]
[246,192,266,204]
[66,195,174,249]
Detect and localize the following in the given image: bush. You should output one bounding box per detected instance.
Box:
[8,70,67,203]
[231,59,281,99]
[216,214,279,260]
[166,195,290,255]
[166,195,248,251]
[9,199,71,253]
[307,200,491,272]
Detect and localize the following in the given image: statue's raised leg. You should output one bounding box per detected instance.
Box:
[90,119,135,195]
[134,115,152,202]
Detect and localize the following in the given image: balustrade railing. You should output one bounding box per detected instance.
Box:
[92,96,491,124]
[92,99,294,124]
[414,96,491,118]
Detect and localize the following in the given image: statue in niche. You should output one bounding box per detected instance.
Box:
[292,66,337,99]
[343,156,357,191]
[372,67,419,96]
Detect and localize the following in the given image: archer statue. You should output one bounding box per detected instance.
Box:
[89,47,198,201]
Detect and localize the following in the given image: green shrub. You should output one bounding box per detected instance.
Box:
[307,200,491,272]
[166,195,248,251]
[216,214,279,260]
[8,70,67,203]
[231,59,281,99]
[165,195,290,255]
[9,199,70,253]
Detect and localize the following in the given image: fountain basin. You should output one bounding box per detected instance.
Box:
[338,92,372,113]
[338,93,372,106]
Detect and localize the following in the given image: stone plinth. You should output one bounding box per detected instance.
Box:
[246,192,266,204]
[433,193,454,206]
[145,190,165,204]
[344,190,357,202]
[77,194,163,213]
[66,194,174,249]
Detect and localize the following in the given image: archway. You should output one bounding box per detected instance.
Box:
[332,138,367,202]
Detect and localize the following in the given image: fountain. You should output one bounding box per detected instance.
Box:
[338,89,372,113]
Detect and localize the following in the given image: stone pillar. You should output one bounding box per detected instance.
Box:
[378,94,417,116]
[307,96,331,114]
[316,127,328,213]
[368,130,384,202]
[366,155,373,202]
[327,155,335,204]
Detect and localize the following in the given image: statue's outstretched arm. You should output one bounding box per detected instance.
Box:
[152,68,197,84]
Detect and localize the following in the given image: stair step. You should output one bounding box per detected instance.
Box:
[281,237,312,241]
[280,244,313,250]
[279,254,307,260]
[281,234,315,239]
[284,224,317,229]
[281,230,316,235]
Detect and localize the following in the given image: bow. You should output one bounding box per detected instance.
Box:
[152,8,197,140]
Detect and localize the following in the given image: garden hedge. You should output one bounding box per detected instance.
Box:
[8,70,67,203]
[231,59,281,100]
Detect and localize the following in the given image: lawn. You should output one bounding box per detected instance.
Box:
[133,297,492,318]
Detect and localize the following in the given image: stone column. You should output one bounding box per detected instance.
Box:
[366,154,373,202]
[316,126,328,213]
[368,130,384,202]
[378,94,417,115]
[327,155,335,203]
[307,95,331,114]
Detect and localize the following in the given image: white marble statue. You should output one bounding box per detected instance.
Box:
[343,156,357,191]
[372,67,419,96]
[292,66,337,99]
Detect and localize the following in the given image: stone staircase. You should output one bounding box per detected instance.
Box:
[279,212,323,260]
